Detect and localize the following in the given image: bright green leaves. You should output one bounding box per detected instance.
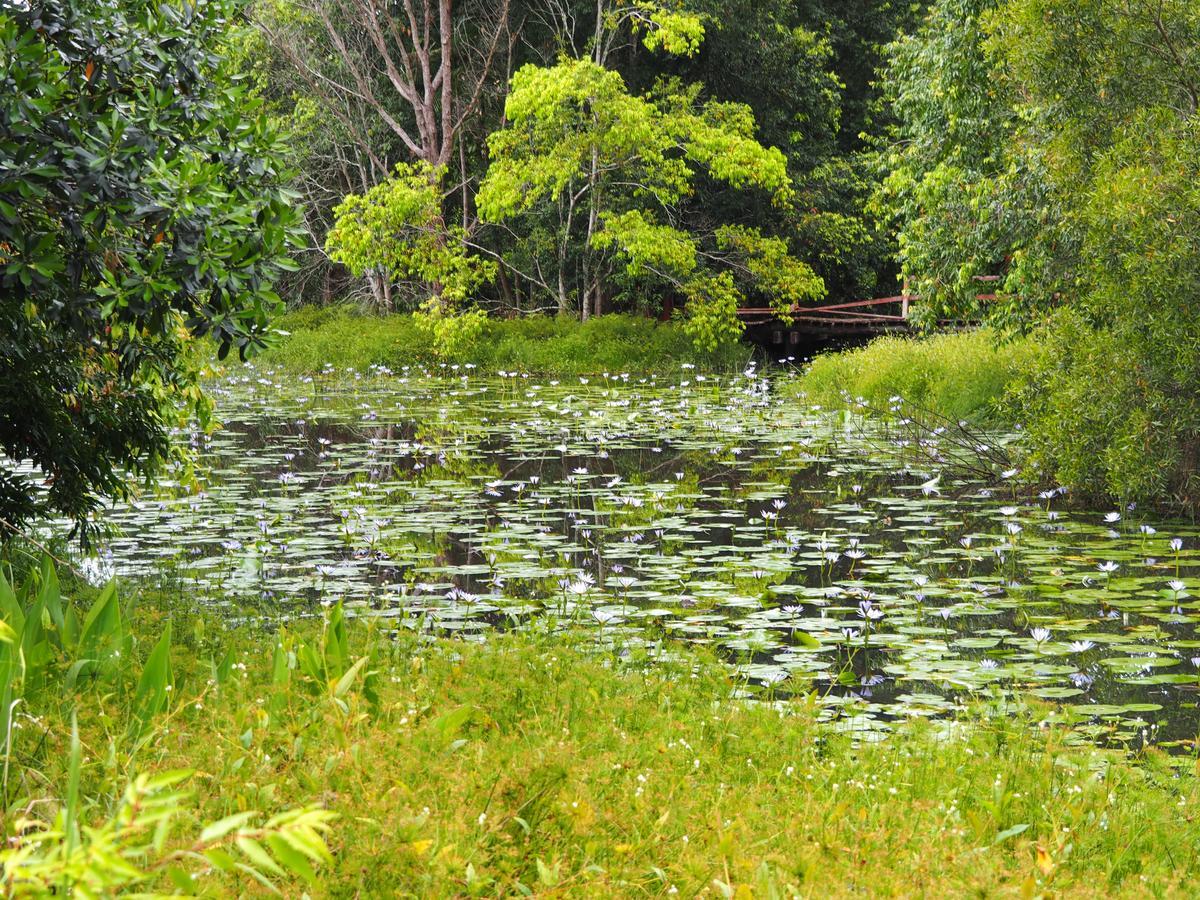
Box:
[0,557,171,754]
[326,162,496,355]
[327,162,496,308]
[715,226,825,320]
[681,272,743,352]
[0,768,335,895]
[480,59,791,219]
[478,61,667,219]
[685,103,791,202]
[129,620,173,740]
[635,5,706,57]
[479,57,821,347]
[592,211,699,278]
[592,216,825,348]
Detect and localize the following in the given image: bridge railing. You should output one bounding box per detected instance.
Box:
[737,275,1002,327]
[736,294,913,325]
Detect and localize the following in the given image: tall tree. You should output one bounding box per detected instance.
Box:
[477,58,824,342]
[0,0,299,540]
[256,0,512,309]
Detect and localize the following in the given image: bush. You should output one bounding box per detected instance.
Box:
[1012,120,1200,508]
[257,309,751,375]
[1013,310,1200,507]
[790,328,1038,423]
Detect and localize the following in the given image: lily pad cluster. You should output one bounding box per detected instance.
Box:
[93,365,1200,747]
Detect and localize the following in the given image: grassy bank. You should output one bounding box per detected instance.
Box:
[790,328,1039,424]
[255,308,750,375]
[6,559,1200,896]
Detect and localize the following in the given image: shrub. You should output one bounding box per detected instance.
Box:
[258,310,751,375]
[1012,310,1200,507]
[791,328,1038,423]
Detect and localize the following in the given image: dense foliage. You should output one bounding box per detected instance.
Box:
[0,0,298,539]
[876,0,1200,504]
[249,0,918,329]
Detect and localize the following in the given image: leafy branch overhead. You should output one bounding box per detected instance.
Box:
[0,0,301,537]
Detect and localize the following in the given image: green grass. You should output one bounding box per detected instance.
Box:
[789,328,1040,424]
[254,307,750,375]
[11,563,1200,896]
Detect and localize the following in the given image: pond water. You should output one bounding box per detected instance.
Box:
[94,366,1200,745]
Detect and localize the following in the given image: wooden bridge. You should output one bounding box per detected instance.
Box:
[738,277,999,348]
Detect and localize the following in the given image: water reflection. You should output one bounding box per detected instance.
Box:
[95,368,1200,745]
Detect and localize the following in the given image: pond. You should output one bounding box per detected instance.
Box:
[93,365,1200,745]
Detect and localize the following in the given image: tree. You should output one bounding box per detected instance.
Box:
[871,0,1021,326]
[989,0,1200,501]
[877,0,1200,503]
[0,0,300,541]
[476,58,824,344]
[254,0,512,311]
[324,161,496,353]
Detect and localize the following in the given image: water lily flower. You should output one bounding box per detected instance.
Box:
[1171,538,1184,552]
[1069,640,1096,653]
[1098,561,1119,573]
[857,600,884,621]
[1030,627,1052,643]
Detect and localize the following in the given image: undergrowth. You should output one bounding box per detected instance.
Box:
[254,308,750,375]
[789,328,1039,424]
[4,556,1200,896]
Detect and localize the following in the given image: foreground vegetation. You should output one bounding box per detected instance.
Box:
[4,556,1200,896]
[257,308,750,375]
[789,328,1038,424]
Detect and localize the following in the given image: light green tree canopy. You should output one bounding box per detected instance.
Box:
[324,162,496,354]
[477,58,823,348]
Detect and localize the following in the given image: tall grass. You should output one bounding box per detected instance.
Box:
[9,561,1200,896]
[790,328,1039,423]
[0,558,333,894]
[256,308,751,375]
